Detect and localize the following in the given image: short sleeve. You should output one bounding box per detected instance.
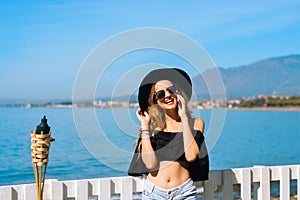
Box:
[194,130,205,147]
[127,138,149,176]
[189,130,209,181]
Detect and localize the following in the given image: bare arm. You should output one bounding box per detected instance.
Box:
[178,95,204,162]
[181,116,201,162]
[136,109,158,169]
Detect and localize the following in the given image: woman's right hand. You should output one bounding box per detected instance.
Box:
[136,108,151,127]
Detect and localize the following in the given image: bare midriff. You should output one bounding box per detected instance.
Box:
[147,161,190,189]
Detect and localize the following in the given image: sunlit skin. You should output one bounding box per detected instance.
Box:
[136,80,205,189]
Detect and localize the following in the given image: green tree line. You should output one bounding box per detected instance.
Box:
[239,96,300,107]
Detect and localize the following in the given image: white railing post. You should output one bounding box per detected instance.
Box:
[280,166,290,200]
[50,180,64,200]
[121,177,133,200]
[241,168,251,200]
[24,184,36,200]
[203,171,214,199]
[257,167,270,200]
[76,180,89,200]
[223,170,233,199]
[0,187,13,200]
[98,178,111,200]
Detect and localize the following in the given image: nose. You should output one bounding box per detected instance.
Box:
[165,90,173,98]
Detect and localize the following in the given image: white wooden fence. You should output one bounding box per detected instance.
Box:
[1,164,299,200]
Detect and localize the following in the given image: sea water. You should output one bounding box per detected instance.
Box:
[0,107,299,186]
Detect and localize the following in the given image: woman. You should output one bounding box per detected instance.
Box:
[128,68,209,199]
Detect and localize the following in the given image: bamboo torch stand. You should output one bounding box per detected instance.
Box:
[31,116,54,200]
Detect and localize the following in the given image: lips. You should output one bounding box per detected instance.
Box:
[164,98,174,105]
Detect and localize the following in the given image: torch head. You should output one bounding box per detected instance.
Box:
[36,115,51,135]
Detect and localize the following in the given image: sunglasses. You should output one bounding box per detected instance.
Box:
[154,85,177,100]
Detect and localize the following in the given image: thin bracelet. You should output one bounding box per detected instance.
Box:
[140,129,150,138]
[141,133,150,138]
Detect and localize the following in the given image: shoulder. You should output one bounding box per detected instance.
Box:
[192,117,205,133]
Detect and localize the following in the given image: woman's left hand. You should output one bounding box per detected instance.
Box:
[177,94,187,118]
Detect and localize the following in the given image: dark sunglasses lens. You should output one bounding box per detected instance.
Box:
[168,86,177,94]
[155,90,165,99]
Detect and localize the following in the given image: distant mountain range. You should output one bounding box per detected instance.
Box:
[193,54,300,99]
[1,54,299,105]
[113,54,300,101]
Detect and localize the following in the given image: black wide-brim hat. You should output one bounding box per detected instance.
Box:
[138,68,192,113]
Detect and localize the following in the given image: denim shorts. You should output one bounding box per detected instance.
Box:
[142,178,197,200]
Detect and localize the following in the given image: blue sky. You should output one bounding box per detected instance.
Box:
[0,1,300,100]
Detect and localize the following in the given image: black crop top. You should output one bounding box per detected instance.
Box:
[151,130,201,162]
[128,130,209,181]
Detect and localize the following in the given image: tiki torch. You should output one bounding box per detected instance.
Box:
[31,116,55,200]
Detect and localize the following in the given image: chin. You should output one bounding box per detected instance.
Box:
[164,104,177,111]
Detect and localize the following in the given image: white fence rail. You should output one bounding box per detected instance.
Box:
[1,164,299,200]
